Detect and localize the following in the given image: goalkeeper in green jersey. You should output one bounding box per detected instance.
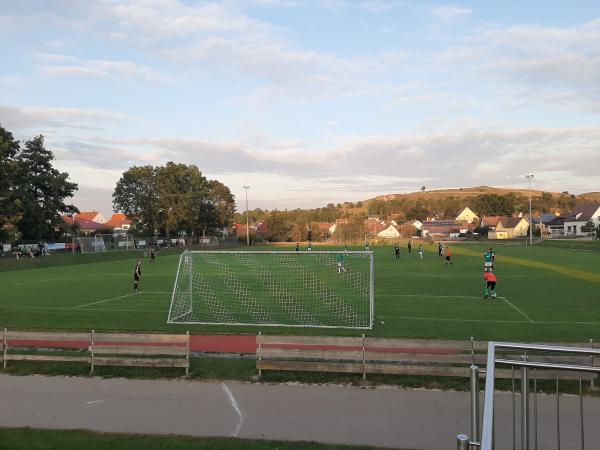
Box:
[337,253,347,273]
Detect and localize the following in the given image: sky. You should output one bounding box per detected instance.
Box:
[1,0,599,215]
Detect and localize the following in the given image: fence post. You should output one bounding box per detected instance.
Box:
[2,328,6,369]
[186,330,190,375]
[456,434,470,450]
[470,365,480,444]
[362,333,366,381]
[590,339,595,390]
[257,331,262,378]
[89,329,94,375]
[521,354,530,450]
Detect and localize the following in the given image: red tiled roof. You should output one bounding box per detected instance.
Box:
[75,211,101,221]
[76,219,107,230]
[314,222,334,230]
[482,216,501,227]
[105,213,131,228]
[499,216,528,229]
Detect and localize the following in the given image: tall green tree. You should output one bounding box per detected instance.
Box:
[12,134,78,240]
[113,165,159,234]
[0,125,20,239]
[113,162,235,236]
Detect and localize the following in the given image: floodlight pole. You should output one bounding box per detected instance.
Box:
[243,186,250,246]
[526,174,534,246]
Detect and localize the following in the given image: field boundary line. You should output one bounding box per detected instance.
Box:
[379,294,482,299]
[499,297,535,323]
[221,382,244,437]
[72,293,137,309]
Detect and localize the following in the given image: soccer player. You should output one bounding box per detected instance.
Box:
[295,242,299,252]
[150,245,156,263]
[445,246,454,267]
[438,242,443,257]
[483,270,497,299]
[337,253,346,273]
[365,241,370,251]
[133,260,142,293]
[418,243,424,259]
[407,240,412,254]
[394,243,400,259]
[307,241,312,251]
[483,248,493,271]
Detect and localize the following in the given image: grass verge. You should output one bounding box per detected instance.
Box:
[0,427,403,450]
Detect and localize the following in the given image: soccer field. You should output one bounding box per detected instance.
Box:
[0,243,598,342]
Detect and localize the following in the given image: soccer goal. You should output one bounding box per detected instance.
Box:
[167,251,374,329]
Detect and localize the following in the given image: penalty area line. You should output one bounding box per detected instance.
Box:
[498,297,535,323]
[71,293,137,309]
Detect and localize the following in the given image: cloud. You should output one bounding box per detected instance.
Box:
[430,5,472,21]
[0,105,124,130]
[35,56,167,82]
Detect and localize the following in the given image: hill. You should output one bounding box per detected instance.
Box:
[579,192,600,202]
[365,186,566,204]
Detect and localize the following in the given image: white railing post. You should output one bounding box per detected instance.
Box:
[470,365,480,444]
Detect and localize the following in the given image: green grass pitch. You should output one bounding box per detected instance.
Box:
[0,243,598,342]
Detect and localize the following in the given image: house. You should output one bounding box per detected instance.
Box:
[255,221,270,236]
[412,220,423,231]
[233,223,255,236]
[377,223,400,238]
[105,213,131,231]
[546,215,567,238]
[421,220,464,237]
[455,207,479,224]
[74,211,107,224]
[488,217,529,239]
[481,216,502,230]
[563,203,600,236]
[313,222,336,235]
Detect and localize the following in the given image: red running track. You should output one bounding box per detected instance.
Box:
[6,335,457,355]
[6,335,257,354]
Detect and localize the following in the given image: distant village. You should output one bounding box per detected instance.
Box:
[232,203,600,242]
[62,202,600,243]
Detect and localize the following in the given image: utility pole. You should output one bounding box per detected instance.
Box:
[243,186,250,246]
[526,174,534,246]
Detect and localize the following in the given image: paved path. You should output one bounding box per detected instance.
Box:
[1,375,599,449]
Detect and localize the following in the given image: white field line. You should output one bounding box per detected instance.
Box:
[221,382,244,437]
[6,306,167,313]
[69,291,171,309]
[71,293,137,309]
[499,297,535,323]
[377,315,600,326]
[378,294,482,299]
[85,400,104,405]
[11,273,175,287]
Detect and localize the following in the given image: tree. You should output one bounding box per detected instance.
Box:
[13,135,78,240]
[204,180,235,233]
[267,211,293,242]
[0,125,20,239]
[113,165,159,234]
[469,194,515,216]
[581,221,596,234]
[421,186,426,192]
[406,202,428,221]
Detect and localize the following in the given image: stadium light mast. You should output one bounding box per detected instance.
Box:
[526,174,534,246]
[243,185,250,246]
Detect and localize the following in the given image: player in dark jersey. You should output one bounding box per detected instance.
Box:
[133,260,142,292]
[394,243,400,259]
[407,240,412,254]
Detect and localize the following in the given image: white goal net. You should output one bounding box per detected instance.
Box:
[167,251,374,329]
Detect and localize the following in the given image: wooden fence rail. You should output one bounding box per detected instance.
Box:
[1,328,190,375]
[256,333,597,381]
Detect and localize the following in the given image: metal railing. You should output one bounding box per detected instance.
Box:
[458,341,600,450]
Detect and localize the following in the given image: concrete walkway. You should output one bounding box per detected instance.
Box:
[0,375,598,449]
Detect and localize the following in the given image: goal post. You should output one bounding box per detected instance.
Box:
[167,250,374,329]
